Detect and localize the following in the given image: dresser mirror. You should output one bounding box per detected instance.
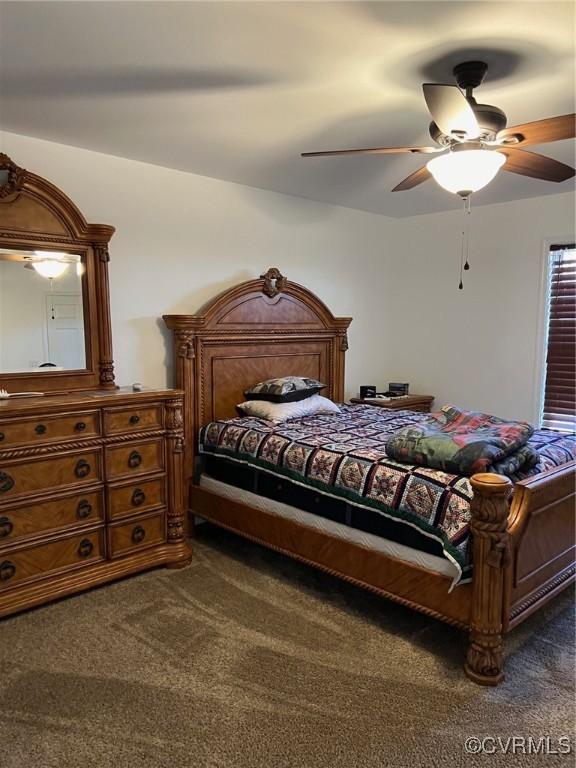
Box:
[0,248,87,374]
[0,153,116,393]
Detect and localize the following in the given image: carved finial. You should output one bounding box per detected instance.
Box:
[0,154,25,199]
[260,267,287,298]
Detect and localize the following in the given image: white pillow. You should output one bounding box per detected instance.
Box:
[237,394,341,423]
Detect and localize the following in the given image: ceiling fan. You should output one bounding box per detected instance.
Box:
[301,61,576,197]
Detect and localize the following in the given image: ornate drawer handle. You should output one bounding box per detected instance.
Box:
[131,525,146,544]
[75,422,87,432]
[0,561,16,582]
[0,432,4,442]
[0,472,15,493]
[76,500,92,519]
[35,424,47,435]
[128,451,142,469]
[0,517,13,538]
[129,414,140,425]
[78,539,94,558]
[131,489,146,507]
[75,460,91,479]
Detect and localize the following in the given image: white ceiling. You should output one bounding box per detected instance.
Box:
[0,1,574,217]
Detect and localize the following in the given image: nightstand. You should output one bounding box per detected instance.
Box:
[350,395,435,413]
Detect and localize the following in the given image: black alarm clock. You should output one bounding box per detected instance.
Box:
[359,386,377,399]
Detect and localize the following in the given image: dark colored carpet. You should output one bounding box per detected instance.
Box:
[0,523,574,768]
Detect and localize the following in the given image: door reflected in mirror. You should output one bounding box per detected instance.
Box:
[0,249,87,374]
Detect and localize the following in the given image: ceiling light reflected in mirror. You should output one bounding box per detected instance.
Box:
[0,248,82,280]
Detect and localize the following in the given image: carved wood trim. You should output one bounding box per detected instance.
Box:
[0,429,169,461]
[164,397,191,559]
[513,567,576,616]
[464,473,512,686]
[260,267,287,298]
[164,269,351,484]
[92,243,115,387]
[192,485,471,630]
[509,565,575,623]
[0,154,26,199]
[0,154,116,393]
[203,510,470,629]
[175,331,195,360]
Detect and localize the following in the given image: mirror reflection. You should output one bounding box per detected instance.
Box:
[0,249,87,373]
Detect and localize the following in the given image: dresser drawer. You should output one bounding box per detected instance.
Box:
[0,450,102,502]
[108,477,165,520]
[0,490,104,547]
[105,439,164,480]
[0,528,104,591]
[104,405,163,436]
[0,411,100,448]
[109,512,165,558]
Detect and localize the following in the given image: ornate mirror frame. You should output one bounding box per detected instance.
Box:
[0,153,116,393]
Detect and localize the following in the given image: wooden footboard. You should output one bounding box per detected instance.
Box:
[506,460,576,629]
[465,464,575,685]
[190,484,473,629]
[192,464,575,687]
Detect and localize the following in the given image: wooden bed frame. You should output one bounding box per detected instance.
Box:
[164,267,575,686]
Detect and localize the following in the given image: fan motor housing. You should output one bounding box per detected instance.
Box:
[471,103,507,136]
[429,103,507,144]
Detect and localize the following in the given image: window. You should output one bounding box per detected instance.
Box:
[542,244,576,431]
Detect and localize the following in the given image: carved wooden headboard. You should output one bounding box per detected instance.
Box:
[163,267,352,479]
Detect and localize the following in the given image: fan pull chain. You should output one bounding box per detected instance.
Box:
[49,277,55,319]
[459,228,465,290]
[464,194,471,271]
[458,195,472,290]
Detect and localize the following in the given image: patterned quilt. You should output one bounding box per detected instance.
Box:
[385,404,537,476]
[199,405,576,584]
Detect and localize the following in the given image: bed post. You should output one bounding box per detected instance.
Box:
[465,473,512,686]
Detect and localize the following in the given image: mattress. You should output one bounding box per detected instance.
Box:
[198,474,460,582]
[199,405,576,584]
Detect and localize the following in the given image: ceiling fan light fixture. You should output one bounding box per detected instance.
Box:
[426,149,506,196]
[32,251,70,279]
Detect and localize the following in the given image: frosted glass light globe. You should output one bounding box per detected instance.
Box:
[32,259,69,278]
[427,150,506,195]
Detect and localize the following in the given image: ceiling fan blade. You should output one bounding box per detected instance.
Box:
[497,147,575,182]
[392,165,432,192]
[301,146,440,158]
[422,83,480,139]
[497,114,575,147]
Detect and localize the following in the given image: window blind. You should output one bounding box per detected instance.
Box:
[542,244,576,431]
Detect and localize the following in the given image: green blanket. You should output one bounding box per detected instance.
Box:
[385,404,538,477]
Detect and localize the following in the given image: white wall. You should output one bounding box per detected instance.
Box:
[1,132,574,421]
[1,132,394,398]
[374,192,575,422]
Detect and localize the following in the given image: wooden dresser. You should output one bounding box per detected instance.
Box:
[0,154,192,618]
[0,389,191,617]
